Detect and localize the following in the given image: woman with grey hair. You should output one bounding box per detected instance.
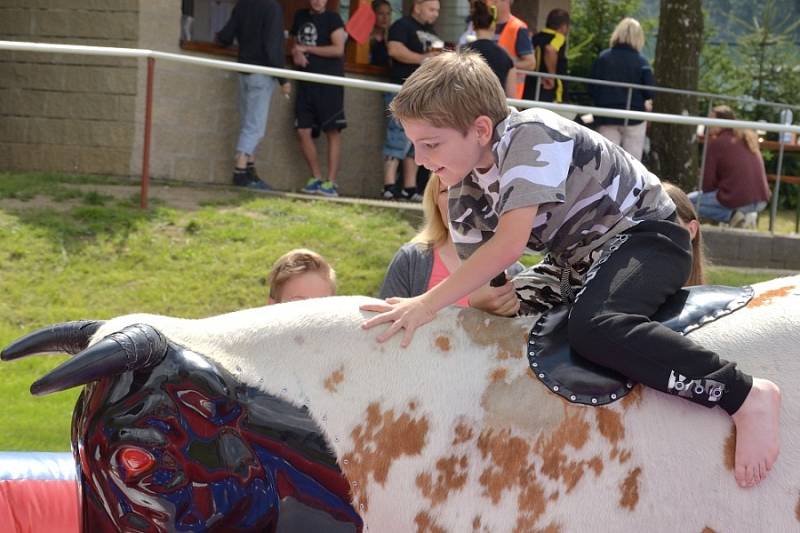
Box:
[589,17,655,160]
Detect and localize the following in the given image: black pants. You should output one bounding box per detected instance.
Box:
[568,219,752,415]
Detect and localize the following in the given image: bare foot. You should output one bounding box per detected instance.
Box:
[730,378,781,488]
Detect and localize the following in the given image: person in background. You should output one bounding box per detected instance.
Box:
[526,8,569,103]
[688,105,771,228]
[463,0,516,98]
[370,0,392,67]
[663,182,706,286]
[493,0,536,99]
[380,173,522,316]
[589,17,654,161]
[268,249,337,303]
[181,0,194,42]
[217,0,291,190]
[382,0,441,201]
[292,0,348,198]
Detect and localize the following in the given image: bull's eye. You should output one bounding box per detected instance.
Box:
[118,446,156,477]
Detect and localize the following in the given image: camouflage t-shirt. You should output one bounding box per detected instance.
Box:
[449,107,676,266]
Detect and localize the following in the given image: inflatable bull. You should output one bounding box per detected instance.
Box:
[2,275,800,532]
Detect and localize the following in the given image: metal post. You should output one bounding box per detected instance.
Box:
[623,87,632,127]
[534,74,541,101]
[768,135,786,233]
[695,100,713,212]
[141,56,155,210]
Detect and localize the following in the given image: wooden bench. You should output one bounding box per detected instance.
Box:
[767,174,800,185]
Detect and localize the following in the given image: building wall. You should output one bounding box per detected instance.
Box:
[0,0,139,176]
[0,0,567,198]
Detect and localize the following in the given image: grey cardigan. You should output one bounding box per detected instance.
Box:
[378,242,525,300]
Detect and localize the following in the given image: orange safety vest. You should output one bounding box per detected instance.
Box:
[497,15,528,99]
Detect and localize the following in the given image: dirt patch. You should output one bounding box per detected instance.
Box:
[0,183,244,213]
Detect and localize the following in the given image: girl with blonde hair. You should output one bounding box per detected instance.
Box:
[379,174,522,315]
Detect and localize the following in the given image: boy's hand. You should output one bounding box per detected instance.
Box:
[360,295,437,347]
[469,281,520,317]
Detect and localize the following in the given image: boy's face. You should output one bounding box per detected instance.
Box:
[270,272,334,304]
[403,117,494,187]
[310,0,327,13]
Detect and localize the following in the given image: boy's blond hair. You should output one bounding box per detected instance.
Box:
[267,248,336,301]
[389,51,509,134]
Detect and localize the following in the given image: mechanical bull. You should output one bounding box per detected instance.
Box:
[3,275,800,532]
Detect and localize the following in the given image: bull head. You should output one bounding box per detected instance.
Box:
[2,322,362,532]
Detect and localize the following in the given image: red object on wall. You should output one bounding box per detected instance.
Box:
[345,3,376,44]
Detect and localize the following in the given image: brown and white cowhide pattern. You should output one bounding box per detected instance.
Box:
[97,274,800,532]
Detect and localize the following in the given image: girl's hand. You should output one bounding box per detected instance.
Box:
[360,296,437,347]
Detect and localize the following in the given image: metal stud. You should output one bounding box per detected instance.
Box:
[626,382,633,388]
[532,362,538,368]
[591,398,598,404]
[570,395,577,401]
[538,373,544,378]
[553,386,559,392]
[610,394,617,400]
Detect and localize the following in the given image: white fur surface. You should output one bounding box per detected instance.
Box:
[93,275,800,532]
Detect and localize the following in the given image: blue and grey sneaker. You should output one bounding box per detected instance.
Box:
[319,180,339,197]
[302,178,323,194]
[247,178,273,191]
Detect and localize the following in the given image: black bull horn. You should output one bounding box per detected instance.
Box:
[2,322,168,396]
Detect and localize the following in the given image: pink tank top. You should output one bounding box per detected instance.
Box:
[428,248,470,307]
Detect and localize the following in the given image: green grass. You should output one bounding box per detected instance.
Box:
[0,171,791,451]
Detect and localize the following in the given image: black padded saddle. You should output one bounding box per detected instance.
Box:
[527,285,754,406]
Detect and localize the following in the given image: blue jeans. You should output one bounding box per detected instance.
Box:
[687,191,766,223]
[236,73,276,156]
[382,92,413,160]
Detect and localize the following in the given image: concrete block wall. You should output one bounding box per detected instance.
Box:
[0,0,139,176]
[132,1,392,196]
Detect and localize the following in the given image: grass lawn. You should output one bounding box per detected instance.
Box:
[0,172,793,451]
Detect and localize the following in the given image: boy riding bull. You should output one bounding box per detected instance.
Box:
[361,51,780,489]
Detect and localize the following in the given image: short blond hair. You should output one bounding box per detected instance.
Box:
[411,173,449,249]
[389,51,508,135]
[610,17,645,52]
[267,249,336,301]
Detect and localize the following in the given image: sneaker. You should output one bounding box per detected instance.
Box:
[382,188,397,200]
[729,210,746,228]
[319,180,339,197]
[400,190,423,202]
[302,178,323,194]
[247,178,273,191]
[233,169,251,187]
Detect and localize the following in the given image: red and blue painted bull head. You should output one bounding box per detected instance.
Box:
[2,321,362,532]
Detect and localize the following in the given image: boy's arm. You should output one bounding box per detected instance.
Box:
[301,28,346,58]
[362,206,538,346]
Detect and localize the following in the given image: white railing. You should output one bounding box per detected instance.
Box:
[2,40,799,231]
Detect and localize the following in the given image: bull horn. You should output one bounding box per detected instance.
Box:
[1,321,104,361]
[30,324,168,396]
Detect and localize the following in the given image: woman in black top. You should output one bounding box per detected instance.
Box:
[463,0,516,98]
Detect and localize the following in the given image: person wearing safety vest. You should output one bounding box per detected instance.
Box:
[494,0,535,99]
[527,8,570,103]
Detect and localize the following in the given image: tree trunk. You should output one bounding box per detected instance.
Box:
[650,0,704,190]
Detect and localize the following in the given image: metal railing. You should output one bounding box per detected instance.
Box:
[519,68,800,232]
[2,40,799,232]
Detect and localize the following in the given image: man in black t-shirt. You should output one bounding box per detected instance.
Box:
[525,8,569,103]
[291,0,347,197]
[381,0,440,201]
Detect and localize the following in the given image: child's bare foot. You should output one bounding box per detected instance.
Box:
[730,378,781,488]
